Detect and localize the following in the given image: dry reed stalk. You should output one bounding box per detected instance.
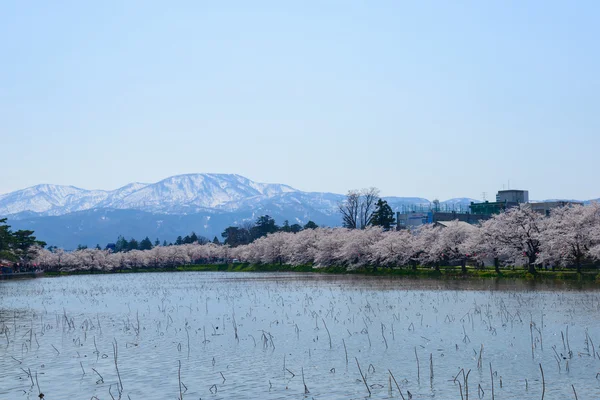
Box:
[355,358,371,396]
[388,369,406,400]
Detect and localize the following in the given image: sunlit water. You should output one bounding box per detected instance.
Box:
[1,272,600,399]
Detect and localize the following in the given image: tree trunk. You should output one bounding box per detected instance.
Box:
[461,259,467,274]
[576,256,581,274]
[527,263,536,275]
[494,258,500,274]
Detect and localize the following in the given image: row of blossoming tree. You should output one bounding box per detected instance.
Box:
[32,203,600,274]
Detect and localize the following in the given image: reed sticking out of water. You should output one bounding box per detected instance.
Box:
[388,369,406,400]
[530,322,534,359]
[566,325,571,357]
[381,323,388,350]
[178,360,183,400]
[572,384,578,400]
[113,339,123,394]
[35,371,42,398]
[539,363,545,400]
[429,353,433,382]
[355,358,371,396]
[322,318,332,349]
[464,369,471,400]
[414,347,420,383]
[302,367,310,394]
[490,363,494,400]
[477,344,483,369]
[92,368,104,384]
[343,338,348,365]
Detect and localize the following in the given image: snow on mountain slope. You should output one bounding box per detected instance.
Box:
[109,173,296,212]
[0,184,96,215]
[0,174,298,216]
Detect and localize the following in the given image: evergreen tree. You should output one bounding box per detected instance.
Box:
[212,236,221,245]
[127,238,139,251]
[190,232,199,243]
[95,244,101,250]
[183,235,192,244]
[163,240,168,247]
[252,215,278,239]
[77,244,88,250]
[281,220,291,232]
[139,236,153,250]
[222,227,249,247]
[175,236,184,245]
[154,238,161,247]
[370,199,396,230]
[115,236,129,253]
[290,224,303,233]
[303,221,318,230]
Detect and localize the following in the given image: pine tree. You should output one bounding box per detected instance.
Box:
[127,238,139,251]
[303,221,318,230]
[212,236,220,245]
[154,238,160,247]
[370,199,396,230]
[140,237,153,250]
[115,236,129,253]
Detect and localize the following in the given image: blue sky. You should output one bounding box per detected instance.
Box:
[1,1,598,200]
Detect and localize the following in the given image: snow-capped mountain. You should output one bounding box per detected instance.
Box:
[0,174,295,217]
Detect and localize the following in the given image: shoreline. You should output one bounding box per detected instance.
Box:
[39,263,600,282]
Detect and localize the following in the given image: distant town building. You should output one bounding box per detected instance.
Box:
[398,188,583,230]
[496,190,529,204]
[529,200,584,216]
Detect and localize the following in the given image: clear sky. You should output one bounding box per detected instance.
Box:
[1,1,598,201]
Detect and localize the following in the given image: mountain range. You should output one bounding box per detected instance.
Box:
[2,173,591,249]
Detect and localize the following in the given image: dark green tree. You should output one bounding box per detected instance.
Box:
[77,244,88,250]
[281,220,291,232]
[212,236,221,245]
[370,199,396,230]
[221,227,251,247]
[190,232,199,243]
[303,221,318,230]
[115,236,129,252]
[290,224,303,233]
[252,215,278,239]
[127,238,139,251]
[139,236,153,250]
[163,240,168,247]
[154,238,161,247]
[95,244,101,250]
[175,236,183,245]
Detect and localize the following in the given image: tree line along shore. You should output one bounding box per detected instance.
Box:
[21,203,600,278]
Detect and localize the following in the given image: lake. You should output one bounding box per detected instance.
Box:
[1,272,599,399]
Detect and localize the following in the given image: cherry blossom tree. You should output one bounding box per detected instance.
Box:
[481,204,546,274]
[539,203,600,273]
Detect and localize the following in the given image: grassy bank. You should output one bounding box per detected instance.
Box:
[41,263,600,282]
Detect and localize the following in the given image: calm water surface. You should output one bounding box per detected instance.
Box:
[1,272,600,399]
